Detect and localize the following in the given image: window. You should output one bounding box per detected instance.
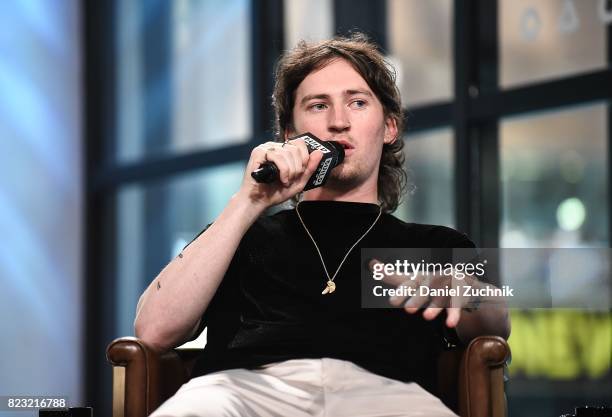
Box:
[500,103,608,247]
[284,0,333,48]
[396,128,454,227]
[499,0,609,88]
[387,0,453,106]
[115,0,252,162]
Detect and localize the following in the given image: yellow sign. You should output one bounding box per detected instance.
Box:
[508,310,611,379]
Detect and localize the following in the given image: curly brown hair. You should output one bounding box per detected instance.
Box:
[271,33,407,213]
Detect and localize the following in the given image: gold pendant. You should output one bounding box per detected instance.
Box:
[321,280,336,295]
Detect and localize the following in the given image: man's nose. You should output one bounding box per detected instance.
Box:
[328,106,350,132]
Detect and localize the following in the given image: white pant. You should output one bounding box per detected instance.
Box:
[149,357,458,417]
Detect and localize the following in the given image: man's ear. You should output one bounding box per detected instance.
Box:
[383,116,399,145]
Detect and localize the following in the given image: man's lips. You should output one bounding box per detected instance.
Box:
[331,139,354,150]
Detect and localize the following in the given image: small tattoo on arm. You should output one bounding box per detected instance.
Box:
[178,253,183,258]
[156,281,161,290]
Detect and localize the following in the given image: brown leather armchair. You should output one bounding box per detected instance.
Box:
[107,336,510,417]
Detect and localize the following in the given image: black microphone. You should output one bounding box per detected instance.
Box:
[251,132,345,191]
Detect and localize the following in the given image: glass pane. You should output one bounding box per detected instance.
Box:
[284,0,333,49]
[387,0,453,106]
[500,103,608,247]
[116,0,252,162]
[500,0,608,88]
[501,104,610,417]
[116,162,246,340]
[395,128,454,227]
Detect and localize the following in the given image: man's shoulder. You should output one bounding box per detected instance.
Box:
[385,215,475,248]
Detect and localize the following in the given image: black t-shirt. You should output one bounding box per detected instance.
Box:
[189,201,475,393]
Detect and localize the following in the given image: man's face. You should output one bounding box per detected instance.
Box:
[288,58,397,190]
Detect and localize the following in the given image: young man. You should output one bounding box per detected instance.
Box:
[135,34,510,417]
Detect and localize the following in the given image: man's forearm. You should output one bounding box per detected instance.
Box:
[133,193,263,352]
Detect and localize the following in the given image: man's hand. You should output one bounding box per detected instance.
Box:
[368,259,481,328]
[236,138,323,210]
[368,258,511,342]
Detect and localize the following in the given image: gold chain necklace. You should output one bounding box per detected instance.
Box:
[295,202,383,295]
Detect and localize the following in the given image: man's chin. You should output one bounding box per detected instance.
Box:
[327,168,363,189]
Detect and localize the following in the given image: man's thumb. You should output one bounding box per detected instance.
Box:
[305,150,324,176]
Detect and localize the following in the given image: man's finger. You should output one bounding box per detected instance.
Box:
[446,308,461,328]
[264,150,294,185]
[382,273,414,288]
[368,258,382,270]
[422,307,444,321]
[291,139,310,169]
[301,150,323,178]
[404,294,429,313]
[292,150,323,191]
[368,259,411,287]
[389,285,411,307]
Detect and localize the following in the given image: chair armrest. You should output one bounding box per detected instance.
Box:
[106,337,198,417]
[458,335,510,417]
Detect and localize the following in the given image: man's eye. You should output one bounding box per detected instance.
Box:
[310,103,327,111]
[351,100,367,108]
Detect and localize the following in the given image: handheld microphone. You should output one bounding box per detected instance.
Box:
[250,132,345,191]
